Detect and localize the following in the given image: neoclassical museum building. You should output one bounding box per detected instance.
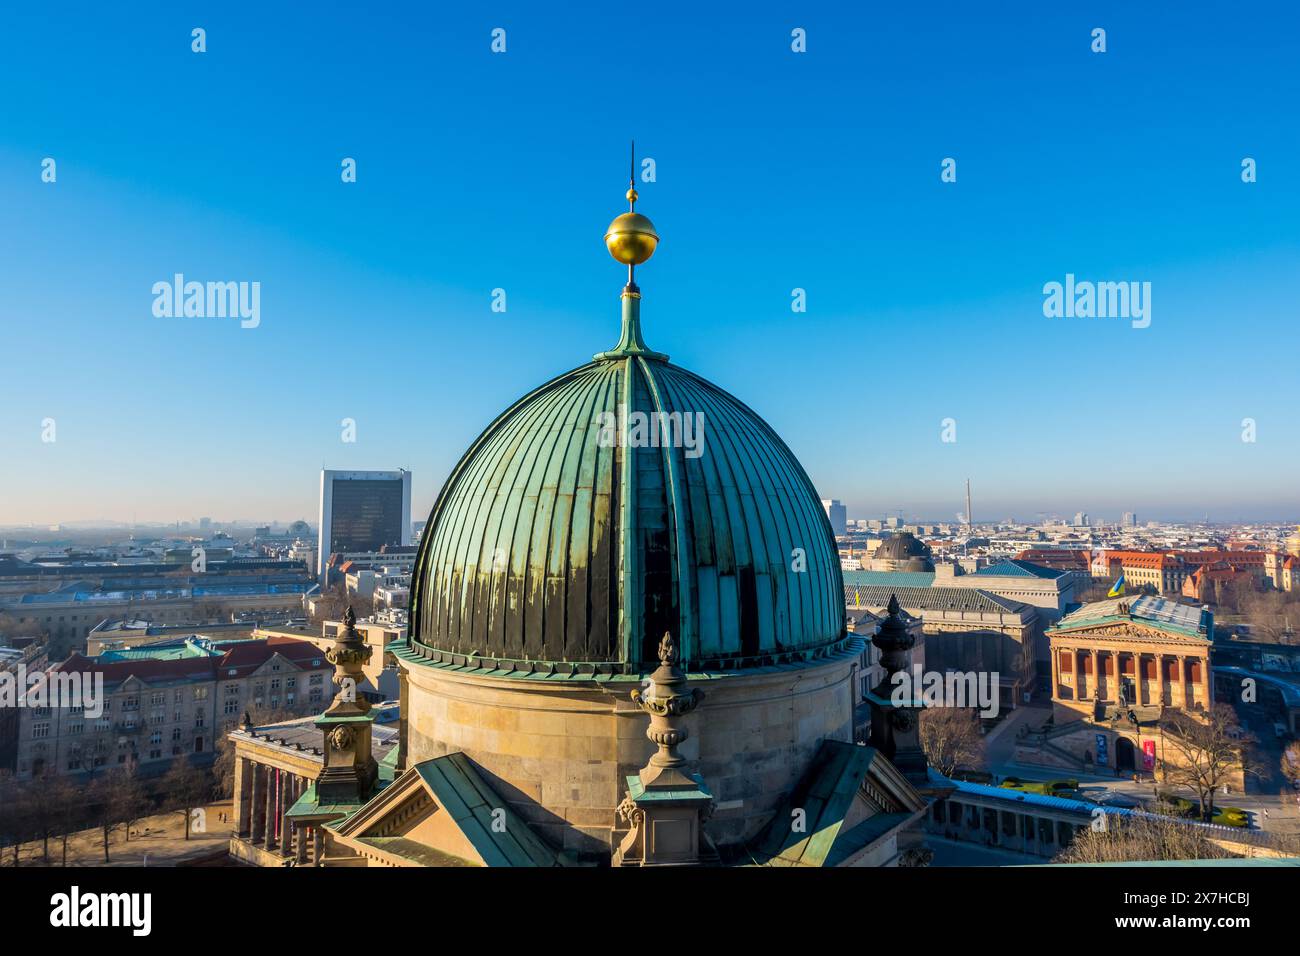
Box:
[228,175,931,867]
[1012,594,1223,780]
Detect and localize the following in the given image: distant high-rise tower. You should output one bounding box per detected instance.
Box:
[1122,511,1137,528]
[821,498,847,537]
[317,469,412,583]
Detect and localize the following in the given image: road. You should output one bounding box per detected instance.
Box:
[980,703,1300,837]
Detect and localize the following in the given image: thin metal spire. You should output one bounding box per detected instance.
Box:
[629,139,636,210]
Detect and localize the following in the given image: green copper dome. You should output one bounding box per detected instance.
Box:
[409,248,844,673]
[409,359,844,673]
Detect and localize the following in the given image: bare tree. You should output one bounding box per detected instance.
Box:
[211,732,241,798]
[919,707,985,778]
[118,768,150,842]
[88,768,147,863]
[0,772,32,867]
[1236,589,1300,644]
[162,759,212,840]
[1282,741,1300,792]
[44,774,81,866]
[22,771,67,862]
[309,584,351,625]
[1055,812,1233,864]
[1158,705,1252,821]
[195,601,227,623]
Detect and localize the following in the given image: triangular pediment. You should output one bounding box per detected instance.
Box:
[750,740,927,867]
[1052,621,1206,647]
[328,752,567,867]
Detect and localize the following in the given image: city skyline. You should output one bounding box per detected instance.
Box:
[4,5,1298,525]
[4,493,1299,533]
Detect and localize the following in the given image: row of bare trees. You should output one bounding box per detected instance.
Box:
[310,582,371,624]
[0,758,216,866]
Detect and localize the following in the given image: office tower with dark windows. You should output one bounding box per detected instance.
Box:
[317,469,412,583]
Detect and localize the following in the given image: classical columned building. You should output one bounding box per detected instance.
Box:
[1017,596,1218,776]
[227,704,400,866]
[1048,596,1213,718]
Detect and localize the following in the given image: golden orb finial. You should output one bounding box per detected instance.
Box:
[606,142,658,268]
[605,211,658,266]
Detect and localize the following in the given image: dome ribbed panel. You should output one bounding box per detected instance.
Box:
[649,364,843,659]
[410,357,845,670]
[415,363,623,662]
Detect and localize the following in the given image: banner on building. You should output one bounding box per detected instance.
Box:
[1095,733,1107,765]
[1142,739,1156,771]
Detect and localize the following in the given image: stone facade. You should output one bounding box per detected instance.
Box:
[399,639,864,857]
[13,638,332,781]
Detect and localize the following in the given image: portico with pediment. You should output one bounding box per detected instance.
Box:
[1048,595,1213,720]
[1001,596,1225,778]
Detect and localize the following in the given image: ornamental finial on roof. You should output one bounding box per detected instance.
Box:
[324,604,371,717]
[657,631,677,666]
[604,140,659,279]
[595,143,668,363]
[629,631,702,790]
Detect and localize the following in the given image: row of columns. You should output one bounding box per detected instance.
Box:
[930,798,1084,858]
[1051,645,1211,709]
[235,756,323,865]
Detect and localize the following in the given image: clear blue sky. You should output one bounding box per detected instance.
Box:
[2,1,1298,526]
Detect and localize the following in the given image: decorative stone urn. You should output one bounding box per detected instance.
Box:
[613,633,717,866]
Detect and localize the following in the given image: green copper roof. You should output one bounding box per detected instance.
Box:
[749,740,908,867]
[842,570,937,589]
[975,559,1067,579]
[409,316,844,672]
[1047,594,1212,642]
[412,753,568,867]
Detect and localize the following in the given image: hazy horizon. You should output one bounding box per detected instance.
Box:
[4,491,1298,535]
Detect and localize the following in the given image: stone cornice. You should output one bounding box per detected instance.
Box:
[1047,621,1209,648]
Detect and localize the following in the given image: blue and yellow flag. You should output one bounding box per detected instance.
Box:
[1107,574,1126,598]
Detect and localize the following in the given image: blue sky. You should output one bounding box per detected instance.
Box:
[2,1,1298,526]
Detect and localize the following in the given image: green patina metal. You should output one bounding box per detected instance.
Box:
[749,740,909,867]
[410,753,570,866]
[1047,594,1213,643]
[407,287,845,673]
